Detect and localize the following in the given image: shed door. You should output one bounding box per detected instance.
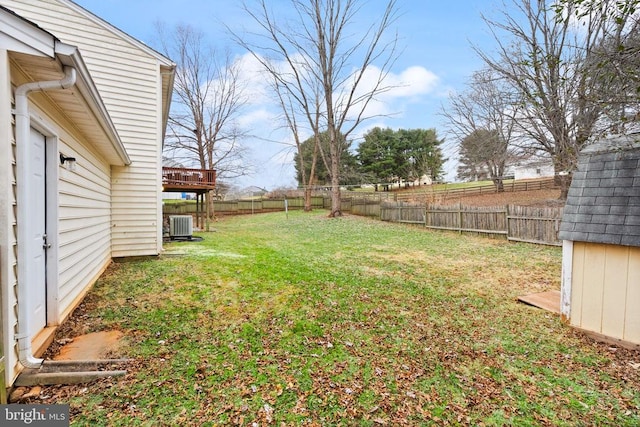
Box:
[29,128,47,337]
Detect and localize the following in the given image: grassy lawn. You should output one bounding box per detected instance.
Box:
[56,211,638,425]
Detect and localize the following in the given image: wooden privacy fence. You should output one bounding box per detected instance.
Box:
[380,202,564,246]
[163,194,564,246]
[163,197,327,216]
[349,198,382,218]
[395,177,555,203]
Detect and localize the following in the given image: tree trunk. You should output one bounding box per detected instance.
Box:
[558,173,571,200]
[552,156,573,200]
[206,190,215,231]
[327,122,342,217]
[328,138,342,217]
[329,182,342,217]
[304,187,312,212]
[493,178,504,192]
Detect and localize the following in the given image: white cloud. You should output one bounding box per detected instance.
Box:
[334,64,440,124]
[235,52,274,107]
[238,108,277,129]
[349,65,439,102]
[384,66,440,99]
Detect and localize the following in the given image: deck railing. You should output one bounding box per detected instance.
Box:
[162,167,216,189]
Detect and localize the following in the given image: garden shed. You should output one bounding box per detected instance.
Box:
[558,133,640,349]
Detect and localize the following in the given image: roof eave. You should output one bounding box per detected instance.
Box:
[160,63,175,146]
[0,5,56,57]
[55,41,131,166]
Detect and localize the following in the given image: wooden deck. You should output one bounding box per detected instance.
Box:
[162,167,216,191]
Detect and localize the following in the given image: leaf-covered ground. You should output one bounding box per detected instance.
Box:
[25,211,639,426]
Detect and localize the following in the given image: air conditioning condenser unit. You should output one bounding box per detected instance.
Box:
[169,215,193,240]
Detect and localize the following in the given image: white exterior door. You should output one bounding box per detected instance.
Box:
[29,127,47,337]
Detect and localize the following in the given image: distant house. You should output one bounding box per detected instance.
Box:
[0,0,174,393]
[410,174,433,186]
[558,134,640,349]
[513,155,555,180]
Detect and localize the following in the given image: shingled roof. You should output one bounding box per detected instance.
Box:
[558,133,640,247]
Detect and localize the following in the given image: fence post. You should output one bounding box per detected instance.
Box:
[506,205,511,240]
[458,202,463,234]
[424,205,428,227]
[206,191,210,232]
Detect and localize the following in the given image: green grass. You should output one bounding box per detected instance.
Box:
[58,211,638,426]
[162,199,196,205]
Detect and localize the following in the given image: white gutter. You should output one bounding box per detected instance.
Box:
[15,66,76,369]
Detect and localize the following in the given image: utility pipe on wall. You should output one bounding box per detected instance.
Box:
[14,66,76,369]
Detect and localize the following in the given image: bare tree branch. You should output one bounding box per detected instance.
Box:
[473,0,636,198]
[442,69,521,190]
[232,0,400,216]
[157,23,251,187]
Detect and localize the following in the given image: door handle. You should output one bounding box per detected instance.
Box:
[42,234,51,249]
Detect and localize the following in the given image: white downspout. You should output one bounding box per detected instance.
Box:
[15,66,76,369]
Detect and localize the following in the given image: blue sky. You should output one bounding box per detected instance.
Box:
[74,0,501,189]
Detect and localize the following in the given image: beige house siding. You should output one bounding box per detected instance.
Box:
[4,0,167,257]
[570,241,640,345]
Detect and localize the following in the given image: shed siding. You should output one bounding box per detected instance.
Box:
[4,0,164,257]
[575,244,605,333]
[570,241,640,345]
[626,252,640,344]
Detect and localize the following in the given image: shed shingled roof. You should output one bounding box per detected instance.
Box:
[558,133,640,247]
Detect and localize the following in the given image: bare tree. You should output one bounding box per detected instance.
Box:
[157,24,249,213]
[274,80,324,211]
[474,0,636,198]
[234,0,400,217]
[442,69,519,191]
[563,0,640,130]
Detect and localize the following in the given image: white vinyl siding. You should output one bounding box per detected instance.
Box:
[4,98,113,382]
[56,135,111,314]
[4,0,165,257]
[2,0,172,386]
[0,49,19,384]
